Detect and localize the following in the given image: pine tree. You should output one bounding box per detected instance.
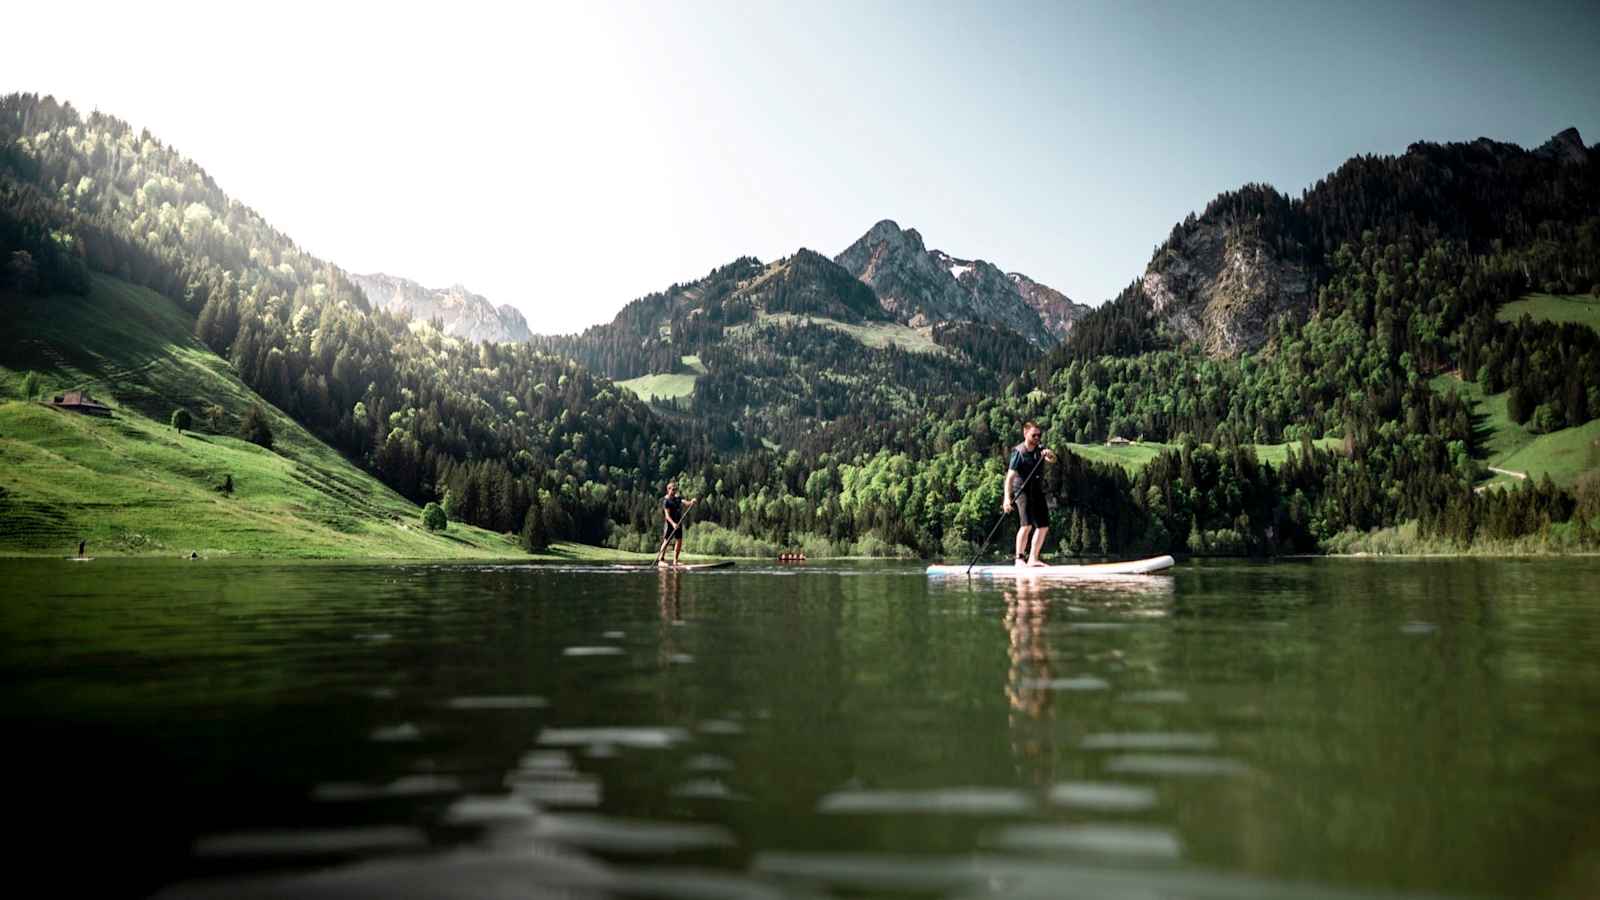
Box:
[521,504,549,551]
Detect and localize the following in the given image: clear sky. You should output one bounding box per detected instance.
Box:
[6,0,1597,334]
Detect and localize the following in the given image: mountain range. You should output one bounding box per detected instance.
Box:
[366,219,1089,351]
[4,90,1597,560]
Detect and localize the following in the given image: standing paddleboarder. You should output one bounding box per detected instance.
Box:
[656,482,698,568]
[1002,421,1057,567]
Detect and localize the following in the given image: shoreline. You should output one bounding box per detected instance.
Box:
[9,548,1597,563]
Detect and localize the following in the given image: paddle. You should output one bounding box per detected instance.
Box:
[965,448,1048,575]
[654,498,697,565]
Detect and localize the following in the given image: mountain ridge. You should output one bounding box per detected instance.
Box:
[351,272,531,343]
[832,219,1081,346]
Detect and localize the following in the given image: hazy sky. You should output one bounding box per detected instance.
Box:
[6,0,1598,333]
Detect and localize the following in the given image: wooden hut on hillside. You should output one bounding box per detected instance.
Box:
[49,390,111,417]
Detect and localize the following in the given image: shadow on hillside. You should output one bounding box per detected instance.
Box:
[1468,405,1495,462]
[5,289,228,432]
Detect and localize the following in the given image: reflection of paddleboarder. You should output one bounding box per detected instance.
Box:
[658,567,683,623]
[1004,579,1051,719]
[1004,579,1060,786]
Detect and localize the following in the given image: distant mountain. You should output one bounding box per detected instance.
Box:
[351,274,530,343]
[527,244,1060,450]
[834,220,1087,346]
[518,221,1093,448]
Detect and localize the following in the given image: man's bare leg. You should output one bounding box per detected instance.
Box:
[1014,526,1032,564]
[1028,528,1050,566]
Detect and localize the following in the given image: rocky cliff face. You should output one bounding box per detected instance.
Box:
[351,274,530,343]
[1533,127,1589,165]
[1139,221,1313,358]
[834,220,1076,347]
[1006,271,1089,340]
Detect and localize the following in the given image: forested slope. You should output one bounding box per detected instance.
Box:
[2,93,679,549]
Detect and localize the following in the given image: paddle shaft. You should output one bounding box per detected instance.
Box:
[966,450,1048,575]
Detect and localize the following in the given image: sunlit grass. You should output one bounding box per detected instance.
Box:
[1062,437,1341,474]
[0,275,528,558]
[731,312,946,355]
[616,371,699,402]
[1497,293,1600,332]
[1430,373,1599,487]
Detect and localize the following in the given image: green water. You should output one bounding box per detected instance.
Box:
[2,557,1598,898]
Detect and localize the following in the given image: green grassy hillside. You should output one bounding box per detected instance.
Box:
[736,312,946,355]
[1063,437,1343,474]
[1497,293,1600,332]
[617,371,699,403]
[0,275,530,558]
[1431,374,1600,488]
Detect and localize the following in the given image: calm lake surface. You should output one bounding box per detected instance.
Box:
[2,557,1598,898]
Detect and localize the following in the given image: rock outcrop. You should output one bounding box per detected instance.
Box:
[352,274,530,344]
[1533,127,1588,165]
[1008,271,1090,340]
[1139,221,1313,358]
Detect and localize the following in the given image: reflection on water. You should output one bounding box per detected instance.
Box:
[1003,575,1176,789]
[2,557,1600,898]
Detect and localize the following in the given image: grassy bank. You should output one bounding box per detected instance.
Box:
[0,275,530,558]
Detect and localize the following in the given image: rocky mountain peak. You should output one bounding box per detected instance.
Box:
[1534,127,1588,165]
[861,219,924,250]
[835,222,1081,346]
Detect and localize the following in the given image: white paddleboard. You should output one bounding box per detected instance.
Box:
[613,561,736,572]
[927,555,1175,578]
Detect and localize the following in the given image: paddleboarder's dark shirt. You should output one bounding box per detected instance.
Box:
[663,496,685,525]
[1008,443,1047,500]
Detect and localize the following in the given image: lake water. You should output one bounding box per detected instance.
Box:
[2,557,1598,898]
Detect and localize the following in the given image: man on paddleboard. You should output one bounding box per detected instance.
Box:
[657,482,697,567]
[1002,422,1056,566]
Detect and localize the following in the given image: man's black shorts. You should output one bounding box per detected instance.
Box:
[662,522,686,541]
[1015,493,1049,528]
